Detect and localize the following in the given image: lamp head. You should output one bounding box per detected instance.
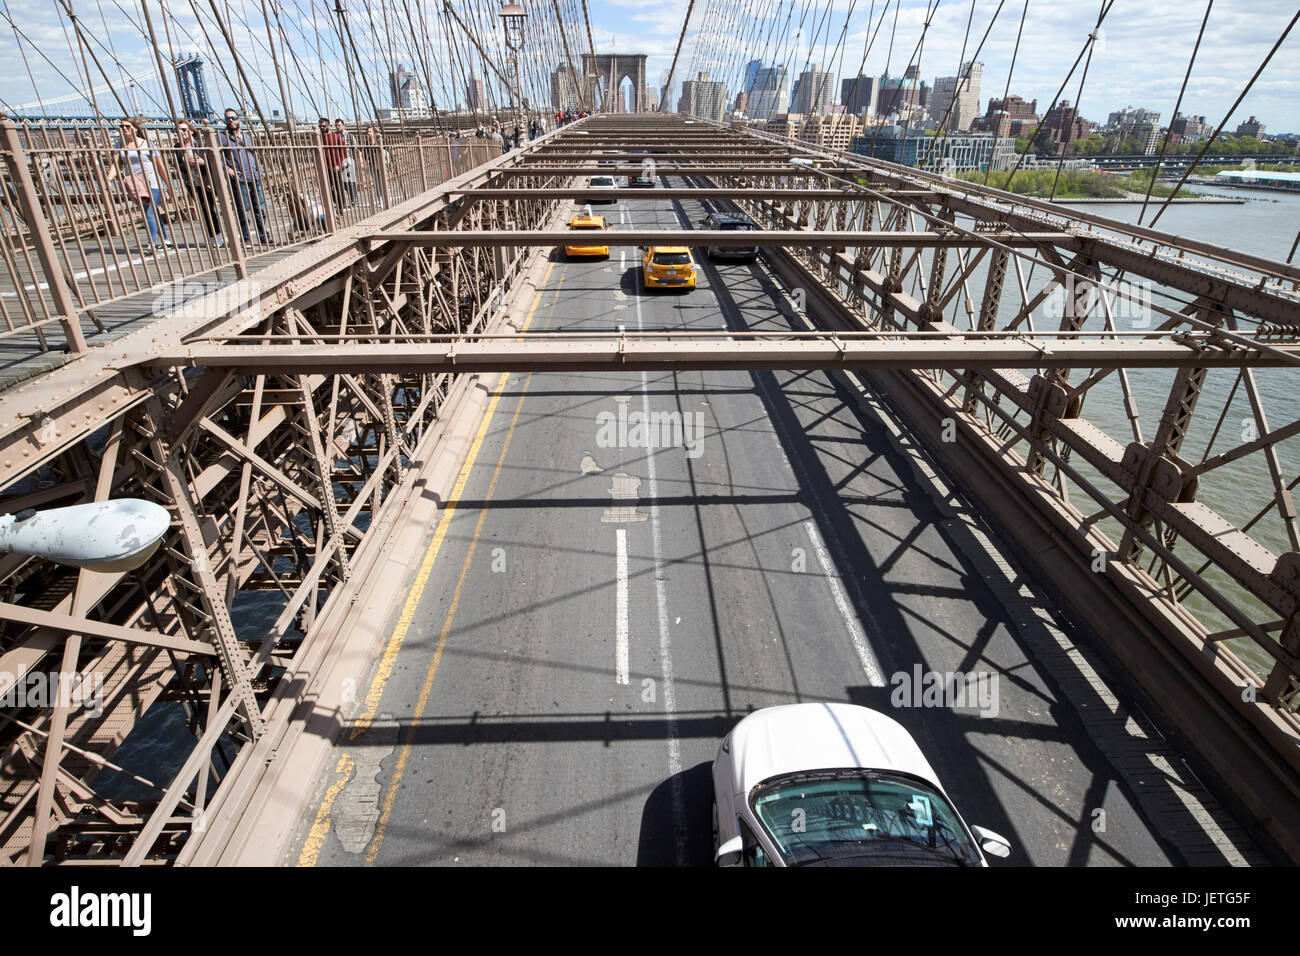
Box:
[0,499,170,572]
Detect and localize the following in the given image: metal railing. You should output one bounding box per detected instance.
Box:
[0,120,504,356]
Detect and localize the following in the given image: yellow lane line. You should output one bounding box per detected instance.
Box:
[295,262,554,866]
[363,370,535,866]
[359,263,568,865]
[347,262,555,742]
[295,753,355,867]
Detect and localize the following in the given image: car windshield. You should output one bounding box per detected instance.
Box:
[719,221,755,230]
[751,770,981,867]
[590,178,615,187]
[571,224,604,230]
[652,253,691,265]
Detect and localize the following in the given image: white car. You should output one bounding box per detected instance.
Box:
[586,175,618,203]
[712,703,1012,867]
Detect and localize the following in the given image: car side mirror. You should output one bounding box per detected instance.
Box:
[970,825,1012,859]
[715,835,743,867]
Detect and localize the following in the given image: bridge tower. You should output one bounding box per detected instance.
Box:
[174,54,213,120]
[581,53,648,112]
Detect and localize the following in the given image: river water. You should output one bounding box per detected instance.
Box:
[1054,186,1298,677]
[838,183,1296,676]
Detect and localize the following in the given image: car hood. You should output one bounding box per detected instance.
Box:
[728,703,941,798]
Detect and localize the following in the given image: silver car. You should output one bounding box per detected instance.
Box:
[703,212,759,260]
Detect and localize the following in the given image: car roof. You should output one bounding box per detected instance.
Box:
[711,213,754,224]
[726,702,942,798]
[568,214,605,226]
[647,245,691,254]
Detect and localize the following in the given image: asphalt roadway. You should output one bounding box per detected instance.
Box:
[288,179,1263,867]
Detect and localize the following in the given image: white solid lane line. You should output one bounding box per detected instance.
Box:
[615,527,630,685]
[804,519,887,686]
[633,190,686,864]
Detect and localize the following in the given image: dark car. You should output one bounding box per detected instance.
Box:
[629,170,657,188]
[703,212,759,260]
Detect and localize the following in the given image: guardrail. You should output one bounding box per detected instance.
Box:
[0,120,504,356]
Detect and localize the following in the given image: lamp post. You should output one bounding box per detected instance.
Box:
[0,499,170,572]
[499,2,527,145]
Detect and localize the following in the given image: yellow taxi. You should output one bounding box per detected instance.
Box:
[641,245,697,290]
[564,210,610,258]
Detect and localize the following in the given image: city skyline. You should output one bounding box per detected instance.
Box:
[610,0,1299,133]
[0,0,1295,132]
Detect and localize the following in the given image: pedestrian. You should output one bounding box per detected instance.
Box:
[335,118,359,207]
[173,118,224,249]
[217,108,269,245]
[512,124,522,149]
[107,115,173,252]
[319,117,348,212]
[362,124,387,208]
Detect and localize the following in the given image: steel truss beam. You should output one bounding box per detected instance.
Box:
[365,230,1076,249]
[147,333,1297,374]
[455,188,937,200]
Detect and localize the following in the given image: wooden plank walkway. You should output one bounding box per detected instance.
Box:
[0,240,308,392]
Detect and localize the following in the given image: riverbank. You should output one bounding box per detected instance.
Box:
[1185,176,1300,195]
[958,168,1205,203]
[1053,193,1244,204]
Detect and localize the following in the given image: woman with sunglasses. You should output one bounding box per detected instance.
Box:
[173,120,225,248]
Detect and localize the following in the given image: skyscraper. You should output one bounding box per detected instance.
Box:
[551,64,578,109]
[747,65,788,120]
[467,75,486,112]
[743,59,763,94]
[680,71,726,121]
[390,63,427,112]
[795,67,835,115]
[929,61,983,132]
[840,75,880,117]
[878,67,929,117]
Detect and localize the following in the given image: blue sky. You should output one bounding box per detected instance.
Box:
[1,1,1296,132]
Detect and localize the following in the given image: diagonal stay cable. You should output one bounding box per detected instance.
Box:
[1147,7,1299,229]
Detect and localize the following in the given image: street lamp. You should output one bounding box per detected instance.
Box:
[0,499,171,573]
[499,2,527,144]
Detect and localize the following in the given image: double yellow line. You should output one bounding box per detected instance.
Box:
[298,262,558,866]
